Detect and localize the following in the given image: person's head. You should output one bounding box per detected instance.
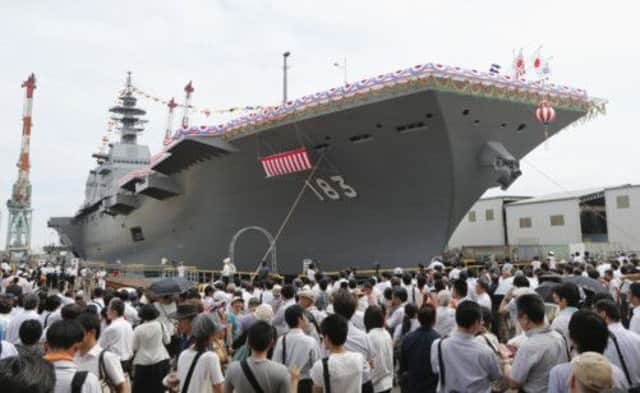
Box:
[173,300,201,334]
[297,290,314,309]
[569,352,613,393]
[44,295,62,312]
[629,282,640,306]
[117,290,129,302]
[61,303,83,320]
[230,297,244,313]
[23,294,39,311]
[502,263,514,277]
[452,279,468,299]
[417,303,436,328]
[281,284,295,300]
[191,313,223,352]
[247,320,274,353]
[92,287,104,299]
[45,319,85,355]
[320,313,348,350]
[0,299,11,315]
[516,294,546,330]
[594,300,620,324]
[436,290,451,307]
[139,304,160,322]
[332,290,358,320]
[19,319,42,346]
[319,278,329,291]
[513,275,530,288]
[391,287,408,306]
[553,282,581,309]
[0,355,55,393]
[475,279,489,295]
[363,305,385,332]
[455,301,483,334]
[204,286,214,297]
[479,306,493,333]
[76,311,101,353]
[107,298,125,321]
[569,310,609,354]
[284,304,306,330]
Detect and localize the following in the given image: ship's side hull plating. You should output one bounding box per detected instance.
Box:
[53,90,583,273]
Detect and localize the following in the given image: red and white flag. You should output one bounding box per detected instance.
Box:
[260,147,312,177]
[513,48,526,79]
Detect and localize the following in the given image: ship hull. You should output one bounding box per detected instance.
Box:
[51,89,583,274]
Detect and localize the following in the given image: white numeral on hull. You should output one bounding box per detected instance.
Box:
[307,175,358,201]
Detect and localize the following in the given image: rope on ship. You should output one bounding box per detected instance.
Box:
[258,152,327,272]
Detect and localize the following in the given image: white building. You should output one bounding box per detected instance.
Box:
[447,184,640,259]
[505,188,601,247]
[448,196,528,248]
[604,184,640,251]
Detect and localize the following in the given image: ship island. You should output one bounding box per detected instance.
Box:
[48,62,605,275]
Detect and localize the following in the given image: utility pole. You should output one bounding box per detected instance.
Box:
[282,51,290,103]
[181,81,194,129]
[333,57,348,85]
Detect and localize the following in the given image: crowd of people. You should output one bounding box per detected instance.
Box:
[0,253,640,393]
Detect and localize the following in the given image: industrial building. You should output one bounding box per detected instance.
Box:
[447,184,640,260]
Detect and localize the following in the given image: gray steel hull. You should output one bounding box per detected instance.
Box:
[51,90,583,274]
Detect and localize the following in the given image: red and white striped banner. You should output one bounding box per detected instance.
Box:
[260,147,312,177]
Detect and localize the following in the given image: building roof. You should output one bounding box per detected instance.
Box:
[603,183,640,192]
[507,187,604,207]
[479,195,531,202]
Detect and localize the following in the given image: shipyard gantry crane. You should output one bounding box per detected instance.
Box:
[5,73,36,257]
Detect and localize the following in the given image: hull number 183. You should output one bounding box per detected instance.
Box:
[307,175,358,201]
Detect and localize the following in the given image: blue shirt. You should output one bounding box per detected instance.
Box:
[400,326,440,393]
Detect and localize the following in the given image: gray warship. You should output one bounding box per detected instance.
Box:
[48,63,604,274]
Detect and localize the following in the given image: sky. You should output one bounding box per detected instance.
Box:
[0,0,638,251]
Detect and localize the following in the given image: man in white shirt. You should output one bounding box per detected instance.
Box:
[118,291,139,325]
[628,282,640,335]
[595,299,640,386]
[273,305,321,393]
[5,293,39,344]
[75,312,129,393]
[432,301,502,393]
[550,282,580,344]
[507,294,569,393]
[221,257,236,285]
[332,290,376,392]
[475,279,493,310]
[99,299,134,374]
[176,262,185,278]
[272,285,296,336]
[89,288,105,313]
[45,319,102,393]
[386,287,407,332]
[311,314,365,393]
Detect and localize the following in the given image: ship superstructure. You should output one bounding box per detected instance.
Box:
[49,62,605,274]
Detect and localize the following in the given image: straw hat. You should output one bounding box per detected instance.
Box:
[571,352,613,392]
